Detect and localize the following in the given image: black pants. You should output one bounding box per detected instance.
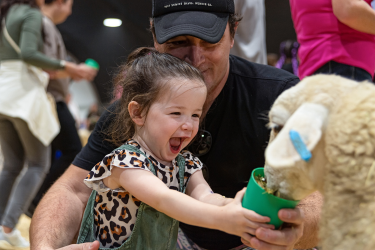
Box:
[28,101,82,215]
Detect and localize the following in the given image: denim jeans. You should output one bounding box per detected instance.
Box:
[29,101,82,215]
[314,61,373,82]
[0,114,50,229]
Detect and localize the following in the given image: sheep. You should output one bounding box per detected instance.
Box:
[263,74,375,250]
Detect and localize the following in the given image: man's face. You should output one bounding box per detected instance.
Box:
[154,24,234,95]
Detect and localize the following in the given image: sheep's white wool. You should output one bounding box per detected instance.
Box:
[265,74,375,250]
[265,103,328,200]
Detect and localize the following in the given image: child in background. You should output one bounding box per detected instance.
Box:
[76,47,274,249]
[275,40,300,77]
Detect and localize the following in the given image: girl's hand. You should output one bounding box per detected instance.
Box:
[218,188,275,240]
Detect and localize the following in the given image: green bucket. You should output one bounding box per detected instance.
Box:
[85,58,100,70]
[242,168,299,229]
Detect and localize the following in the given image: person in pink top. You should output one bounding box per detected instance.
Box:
[290,0,375,81]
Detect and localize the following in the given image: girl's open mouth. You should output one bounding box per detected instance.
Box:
[169,137,185,154]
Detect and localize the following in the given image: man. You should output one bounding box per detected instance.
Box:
[30,0,322,249]
[26,0,98,216]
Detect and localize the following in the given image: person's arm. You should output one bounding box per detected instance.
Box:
[186,170,233,206]
[18,9,64,70]
[29,165,99,250]
[332,0,375,35]
[41,16,98,81]
[111,167,274,238]
[52,62,98,81]
[241,191,322,250]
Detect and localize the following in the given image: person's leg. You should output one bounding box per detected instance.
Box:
[352,66,373,82]
[314,61,372,82]
[313,61,333,75]
[0,115,25,224]
[330,62,372,81]
[1,116,50,230]
[45,102,82,188]
[30,102,82,211]
[328,61,354,79]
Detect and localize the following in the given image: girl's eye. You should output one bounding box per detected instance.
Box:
[170,112,181,116]
[192,114,200,118]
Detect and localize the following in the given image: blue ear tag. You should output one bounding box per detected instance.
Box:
[289,130,312,162]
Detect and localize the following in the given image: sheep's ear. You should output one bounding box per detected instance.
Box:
[266,103,328,168]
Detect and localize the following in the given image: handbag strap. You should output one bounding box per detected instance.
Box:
[2,19,21,55]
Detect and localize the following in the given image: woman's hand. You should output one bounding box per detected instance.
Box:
[45,70,69,80]
[64,62,98,81]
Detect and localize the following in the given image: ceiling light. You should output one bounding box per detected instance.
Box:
[104,18,122,27]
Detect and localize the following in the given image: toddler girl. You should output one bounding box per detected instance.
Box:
[77,47,273,249]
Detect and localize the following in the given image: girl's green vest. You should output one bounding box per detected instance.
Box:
[76,144,186,250]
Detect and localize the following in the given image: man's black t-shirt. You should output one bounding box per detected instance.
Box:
[73,55,299,250]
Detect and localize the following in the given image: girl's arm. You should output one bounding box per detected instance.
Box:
[185,170,233,206]
[110,167,274,238]
[332,0,375,35]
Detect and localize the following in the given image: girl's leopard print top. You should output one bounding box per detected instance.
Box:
[84,139,203,248]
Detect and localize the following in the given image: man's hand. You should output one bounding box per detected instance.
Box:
[240,191,322,249]
[241,208,303,250]
[55,241,100,250]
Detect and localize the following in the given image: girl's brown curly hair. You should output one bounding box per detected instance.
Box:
[106,47,205,146]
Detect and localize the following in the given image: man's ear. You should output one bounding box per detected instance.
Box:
[128,101,144,126]
[266,103,329,168]
[234,22,239,33]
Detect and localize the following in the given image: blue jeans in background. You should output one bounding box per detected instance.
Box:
[314,61,373,82]
[0,114,50,229]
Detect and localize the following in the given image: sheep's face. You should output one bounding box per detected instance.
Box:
[264,103,329,201]
[264,75,360,200]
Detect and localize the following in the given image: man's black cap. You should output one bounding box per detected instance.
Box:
[152,0,235,44]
